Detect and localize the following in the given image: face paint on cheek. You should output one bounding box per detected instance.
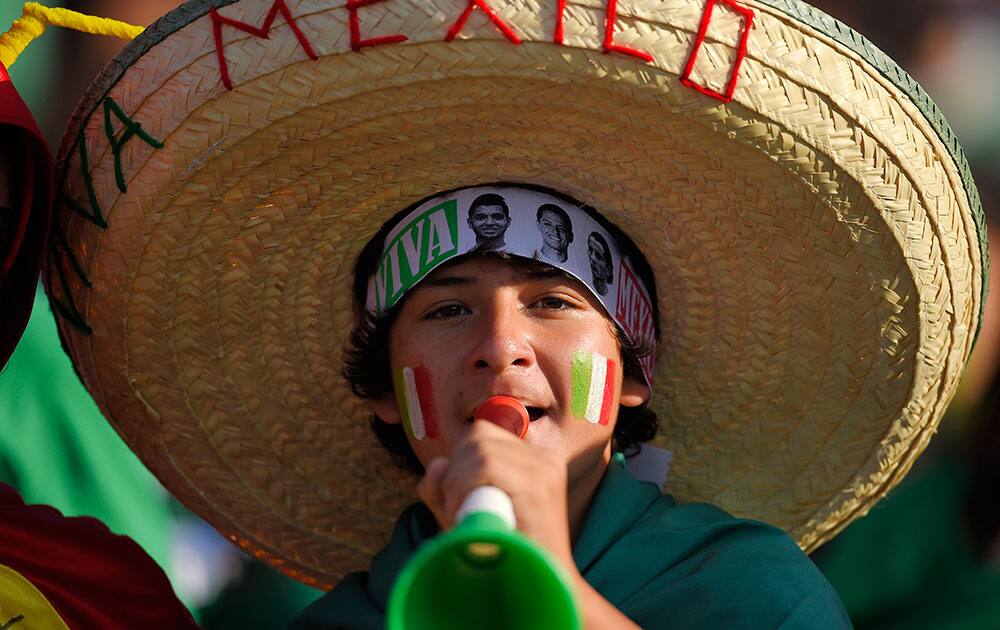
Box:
[570,351,617,426]
[393,365,439,440]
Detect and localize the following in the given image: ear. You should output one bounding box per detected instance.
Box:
[619,374,650,408]
[371,391,403,424]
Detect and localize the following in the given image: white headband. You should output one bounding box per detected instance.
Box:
[366,185,656,386]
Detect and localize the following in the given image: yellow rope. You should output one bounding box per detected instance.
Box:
[0,2,144,68]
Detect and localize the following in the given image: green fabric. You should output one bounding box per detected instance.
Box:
[815,458,1000,630]
[0,287,174,580]
[291,453,851,629]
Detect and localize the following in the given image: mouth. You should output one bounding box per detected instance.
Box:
[464,404,548,425]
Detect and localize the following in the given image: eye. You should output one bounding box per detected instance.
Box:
[422,303,469,320]
[533,296,573,310]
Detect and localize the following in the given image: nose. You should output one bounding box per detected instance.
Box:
[468,295,535,373]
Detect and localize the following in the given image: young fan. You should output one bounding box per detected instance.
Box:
[291,184,851,627]
[32,0,988,627]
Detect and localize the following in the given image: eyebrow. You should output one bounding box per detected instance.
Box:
[411,266,571,296]
[525,268,569,280]
[413,275,477,291]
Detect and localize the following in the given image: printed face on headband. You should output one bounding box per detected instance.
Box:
[536,204,573,263]
[467,193,511,247]
[587,232,613,297]
[370,256,650,482]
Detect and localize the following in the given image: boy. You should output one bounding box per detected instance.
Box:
[291,184,850,627]
[36,1,985,628]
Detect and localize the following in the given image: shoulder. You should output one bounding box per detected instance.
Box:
[288,503,437,630]
[288,572,382,630]
[594,495,851,628]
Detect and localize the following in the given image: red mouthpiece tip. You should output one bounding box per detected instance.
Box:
[475,396,529,439]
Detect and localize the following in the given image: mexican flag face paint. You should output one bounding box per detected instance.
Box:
[571,351,617,425]
[393,366,439,440]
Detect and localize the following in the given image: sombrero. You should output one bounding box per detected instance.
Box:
[44,0,987,588]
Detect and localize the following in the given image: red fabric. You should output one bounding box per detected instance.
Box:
[0,61,52,368]
[0,483,197,629]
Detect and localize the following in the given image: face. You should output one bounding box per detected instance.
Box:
[468,204,510,240]
[373,257,649,487]
[588,235,610,282]
[538,210,570,251]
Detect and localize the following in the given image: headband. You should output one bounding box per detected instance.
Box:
[365,185,656,386]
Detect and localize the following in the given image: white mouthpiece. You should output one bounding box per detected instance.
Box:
[455,485,516,530]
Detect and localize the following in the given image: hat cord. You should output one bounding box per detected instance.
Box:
[0,2,143,68]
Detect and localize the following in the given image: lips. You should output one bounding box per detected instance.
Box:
[463,401,549,425]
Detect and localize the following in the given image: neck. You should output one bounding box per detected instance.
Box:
[566,442,613,543]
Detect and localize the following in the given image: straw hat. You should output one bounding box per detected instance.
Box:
[46,0,987,587]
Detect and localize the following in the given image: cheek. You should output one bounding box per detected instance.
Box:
[568,351,618,427]
[393,365,441,441]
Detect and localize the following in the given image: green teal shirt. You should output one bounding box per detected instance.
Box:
[292,453,851,629]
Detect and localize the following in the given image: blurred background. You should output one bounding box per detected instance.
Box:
[1,0,997,628]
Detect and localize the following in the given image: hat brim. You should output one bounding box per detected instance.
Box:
[47,0,986,587]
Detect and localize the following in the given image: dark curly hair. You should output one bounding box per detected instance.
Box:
[344,184,661,475]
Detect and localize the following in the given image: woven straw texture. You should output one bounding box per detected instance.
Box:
[46,0,986,587]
